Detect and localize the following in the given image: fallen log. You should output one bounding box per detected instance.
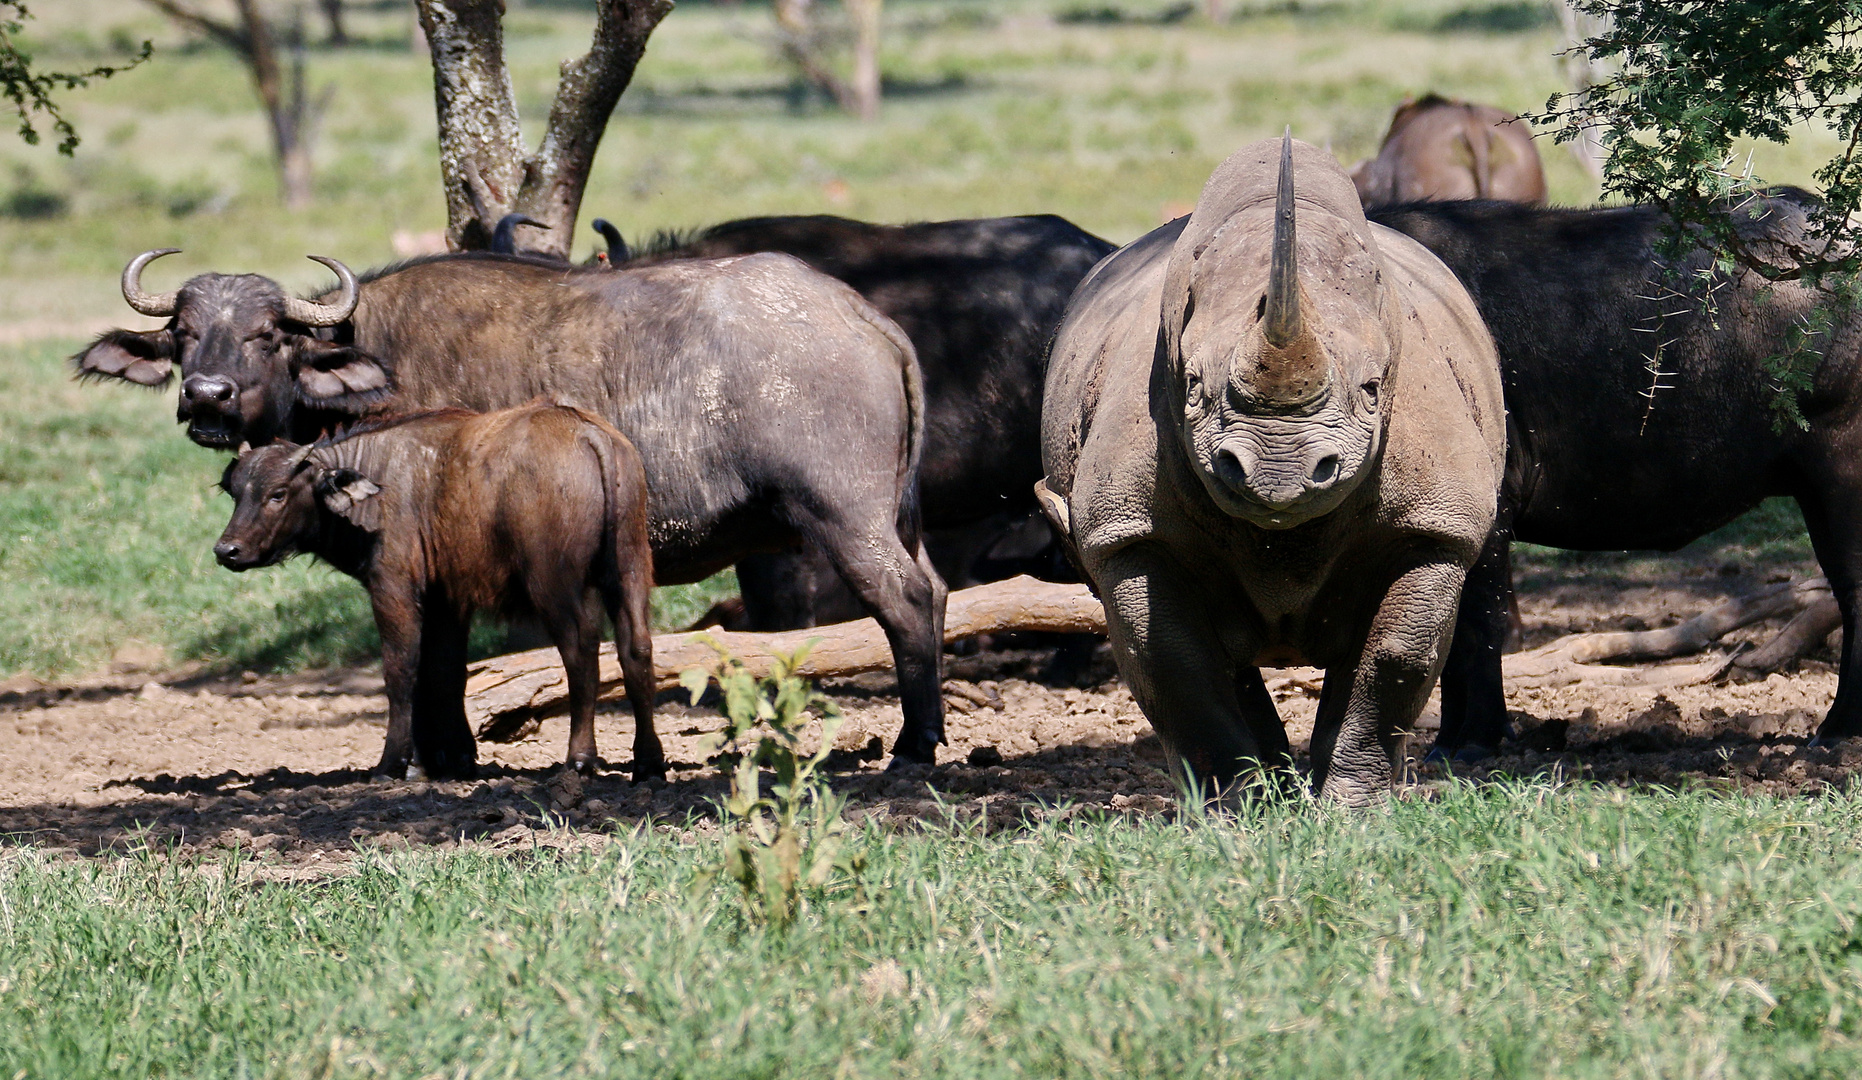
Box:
[464,575,1106,736]
[1500,577,1830,689]
[1733,594,1842,674]
[1506,579,1820,669]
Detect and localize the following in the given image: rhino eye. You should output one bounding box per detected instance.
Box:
[1361,380,1381,409]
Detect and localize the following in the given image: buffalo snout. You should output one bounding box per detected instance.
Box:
[181,374,244,446]
[213,536,257,571]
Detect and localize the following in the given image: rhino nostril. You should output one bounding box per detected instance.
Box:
[1215,446,1247,488]
[1310,454,1340,486]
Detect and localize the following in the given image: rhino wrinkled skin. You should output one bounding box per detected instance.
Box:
[1039,136,1506,803]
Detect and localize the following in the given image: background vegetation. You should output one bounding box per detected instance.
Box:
[0,0,1838,677]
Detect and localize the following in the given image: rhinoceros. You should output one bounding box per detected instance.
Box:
[1038,135,1506,803]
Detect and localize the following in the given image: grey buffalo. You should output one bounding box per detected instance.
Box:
[1039,135,1506,803]
[76,249,947,765]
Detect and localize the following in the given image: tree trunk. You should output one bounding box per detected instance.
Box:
[1555,0,1611,180]
[414,0,672,256]
[845,0,882,121]
[143,0,325,209]
[464,575,1105,734]
[773,0,854,113]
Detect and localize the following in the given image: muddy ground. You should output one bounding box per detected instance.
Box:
[4,553,1860,866]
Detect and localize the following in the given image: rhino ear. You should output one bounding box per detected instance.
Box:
[72,329,175,387]
[292,338,391,412]
[316,468,381,523]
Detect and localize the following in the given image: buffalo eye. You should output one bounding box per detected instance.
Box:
[267,488,288,504]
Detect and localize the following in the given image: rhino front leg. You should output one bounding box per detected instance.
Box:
[1312,558,1467,805]
[1093,545,1277,794]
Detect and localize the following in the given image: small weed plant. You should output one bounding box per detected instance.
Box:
[682,640,864,928]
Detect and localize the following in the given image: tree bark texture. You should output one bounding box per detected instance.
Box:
[464,575,1104,734]
[414,0,672,255]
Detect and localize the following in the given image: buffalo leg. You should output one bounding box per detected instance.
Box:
[806,511,947,765]
[1797,489,1862,741]
[1434,530,1513,758]
[606,567,664,781]
[543,596,606,776]
[736,549,824,631]
[1313,558,1467,805]
[370,584,422,779]
[1092,544,1271,795]
[410,604,476,780]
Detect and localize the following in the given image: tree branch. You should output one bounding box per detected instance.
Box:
[139,0,248,54]
[521,0,673,258]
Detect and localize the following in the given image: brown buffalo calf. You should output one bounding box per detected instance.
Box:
[215,402,660,780]
[1351,93,1547,208]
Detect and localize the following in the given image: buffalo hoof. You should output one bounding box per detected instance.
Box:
[887,732,941,770]
[1422,743,1497,765]
[1809,734,1856,749]
[1455,743,1498,764]
[630,758,667,783]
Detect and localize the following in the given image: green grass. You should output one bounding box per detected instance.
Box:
[5,782,1862,1077]
[0,340,734,677]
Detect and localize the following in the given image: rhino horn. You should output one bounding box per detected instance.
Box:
[1263,129,1300,349]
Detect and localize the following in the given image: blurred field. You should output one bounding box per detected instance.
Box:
[0,0,1629,331]
[0,0,1836,676]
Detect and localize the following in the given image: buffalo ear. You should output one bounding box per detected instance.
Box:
[292,338,391,411]
[316,467,382,524]
[72,330,174,387]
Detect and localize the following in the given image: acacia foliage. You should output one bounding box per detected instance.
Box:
[1540,1,1862,282]
[0,1,148,154]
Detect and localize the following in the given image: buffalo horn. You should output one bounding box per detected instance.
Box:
[121,249,182,317]
[1263,128,1301,349]
[282,256,359,327]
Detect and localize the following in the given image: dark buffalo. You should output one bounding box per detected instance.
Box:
[1365,191,1862,753]
[217,403,660,780]
[615,213,1116,629]
[1351,94,1547,209]
[1041,136,1505,803]
[76,247,948,764]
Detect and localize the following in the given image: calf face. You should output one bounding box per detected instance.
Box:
[74,251,389,449]
[215,444,378,570]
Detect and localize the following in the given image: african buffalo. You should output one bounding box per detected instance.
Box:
[1040,135,1505,803]
[1367,190,1862,753]
[216,403,660,780]
[76,248,949,764]
[1351,94,1547,208]
[615,214,1116,629]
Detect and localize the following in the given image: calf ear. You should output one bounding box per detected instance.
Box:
[72,330,174,387]
[292,338,392,412]
[316,468,382,524]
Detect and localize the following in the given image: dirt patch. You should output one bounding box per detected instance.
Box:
[2,563,1857,862]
